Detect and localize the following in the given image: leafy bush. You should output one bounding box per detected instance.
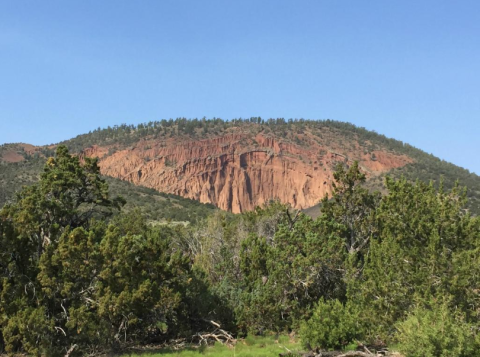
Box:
[395,300,478,357]
[300,299,360,350]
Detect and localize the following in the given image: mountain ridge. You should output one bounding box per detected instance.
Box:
[1,118,479,214]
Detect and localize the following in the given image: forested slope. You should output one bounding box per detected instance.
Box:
[0,144,216,224]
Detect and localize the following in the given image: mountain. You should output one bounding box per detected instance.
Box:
[1,118,480,215]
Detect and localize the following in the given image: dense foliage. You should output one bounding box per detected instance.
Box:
[300,299,359,350]
[1,145,480,356]
[181,160,480,354]
[0,147,219,356]
[395,299,478,357]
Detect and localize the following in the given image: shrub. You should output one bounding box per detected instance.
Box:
[395,300,478,357]
[300,299,360,350]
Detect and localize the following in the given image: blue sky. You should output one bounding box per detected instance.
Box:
[0,1,479,173]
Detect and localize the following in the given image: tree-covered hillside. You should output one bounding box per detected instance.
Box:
[0,144,216,224]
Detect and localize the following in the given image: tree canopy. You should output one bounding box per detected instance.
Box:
[1,148,480,356]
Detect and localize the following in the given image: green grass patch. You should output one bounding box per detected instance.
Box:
[122,335,300,357]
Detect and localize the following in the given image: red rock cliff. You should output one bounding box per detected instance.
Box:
[81,130,412,213]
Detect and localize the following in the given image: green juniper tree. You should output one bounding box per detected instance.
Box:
[0,146,122,355]
[0,147,208,356]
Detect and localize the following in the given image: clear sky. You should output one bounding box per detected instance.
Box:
[0,1,479,173]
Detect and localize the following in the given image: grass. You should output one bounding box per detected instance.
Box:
[121,335,301,357]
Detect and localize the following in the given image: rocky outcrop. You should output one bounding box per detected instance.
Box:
[81,130,413,213]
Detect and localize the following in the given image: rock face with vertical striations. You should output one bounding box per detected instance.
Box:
[4,120,480,214]
[80,128,413,213]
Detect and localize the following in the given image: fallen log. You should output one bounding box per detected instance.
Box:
[192,327,236,346]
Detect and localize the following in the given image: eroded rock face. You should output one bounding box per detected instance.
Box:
[81,130,413,213]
